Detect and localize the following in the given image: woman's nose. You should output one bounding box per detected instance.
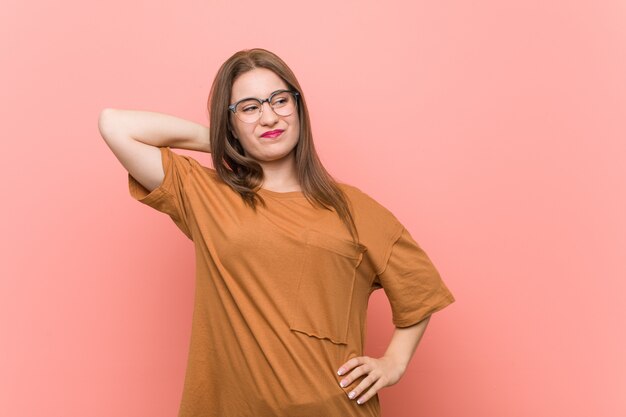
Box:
[259,101,278,125]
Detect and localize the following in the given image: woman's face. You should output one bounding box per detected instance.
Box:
[229,68,300,163]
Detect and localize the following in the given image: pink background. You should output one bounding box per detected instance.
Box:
[1,0,624,416]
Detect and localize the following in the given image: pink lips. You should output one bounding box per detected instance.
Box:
[261,129,284,138]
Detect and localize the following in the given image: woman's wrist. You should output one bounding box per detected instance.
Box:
[194,124,211,153]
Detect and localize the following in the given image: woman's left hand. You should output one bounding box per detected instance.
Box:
[336,355,407,405]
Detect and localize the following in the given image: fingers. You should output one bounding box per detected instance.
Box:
[337,355,365,376]
[336,356,393,405]
[351,375,387,404]
[339,356,372,388]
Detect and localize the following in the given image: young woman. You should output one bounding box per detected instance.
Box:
[98,48,455,417]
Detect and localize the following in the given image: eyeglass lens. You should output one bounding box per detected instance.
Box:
[235,91,297,123]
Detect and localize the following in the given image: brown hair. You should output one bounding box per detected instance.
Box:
[206,47,360,245]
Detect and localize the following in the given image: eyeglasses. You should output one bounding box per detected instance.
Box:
[228,89,300,123]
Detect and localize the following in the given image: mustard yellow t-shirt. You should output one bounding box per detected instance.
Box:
[128,146,455,417]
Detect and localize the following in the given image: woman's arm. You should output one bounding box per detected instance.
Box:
[100,108,211,152]
[98,108,211,193]
[382,315,430,372]
[335,316,431,405]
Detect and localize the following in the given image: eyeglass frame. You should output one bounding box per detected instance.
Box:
[228,89,300,123]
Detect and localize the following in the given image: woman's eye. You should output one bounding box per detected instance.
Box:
[243,106,258,112]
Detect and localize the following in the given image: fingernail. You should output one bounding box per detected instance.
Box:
[357,398,362,405]
[348,391,356,399]
[340,379,347,387]
[337,367,345,375]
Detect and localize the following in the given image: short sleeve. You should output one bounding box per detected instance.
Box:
[128,146,196,240]
[372,227,455,327]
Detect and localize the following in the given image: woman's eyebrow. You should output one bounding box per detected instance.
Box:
[233,89,285,103]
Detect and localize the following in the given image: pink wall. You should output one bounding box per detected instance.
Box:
[1,0,624,416]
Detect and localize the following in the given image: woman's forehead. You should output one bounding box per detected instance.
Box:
[231,68,288,101]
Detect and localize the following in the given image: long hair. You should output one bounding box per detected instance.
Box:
[207,47,360,245]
